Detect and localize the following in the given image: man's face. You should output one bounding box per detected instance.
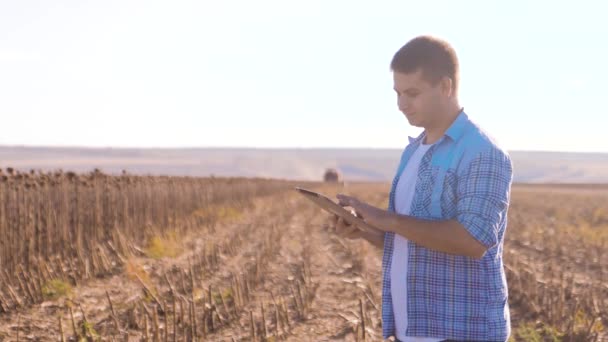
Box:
[393,69,446,128]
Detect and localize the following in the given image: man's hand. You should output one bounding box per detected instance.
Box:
[336,194,388,231]
[336,194,489,258]
[328,214,364,240]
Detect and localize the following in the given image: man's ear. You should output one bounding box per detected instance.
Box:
[440,76,453,98]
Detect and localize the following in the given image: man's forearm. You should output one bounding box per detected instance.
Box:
[360,228,384,249]
[376,212,487,259]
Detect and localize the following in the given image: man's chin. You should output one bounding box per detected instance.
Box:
[406,117,424,127]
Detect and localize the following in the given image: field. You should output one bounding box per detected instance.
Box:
[0,169,606,341]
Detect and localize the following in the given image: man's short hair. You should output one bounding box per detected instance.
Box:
[390,36,459,93]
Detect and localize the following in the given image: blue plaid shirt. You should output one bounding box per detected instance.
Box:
[382,111,513,341]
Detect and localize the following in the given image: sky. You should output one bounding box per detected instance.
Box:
[0,0,607,152]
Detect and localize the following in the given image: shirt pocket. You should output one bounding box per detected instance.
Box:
[440,168,458,218]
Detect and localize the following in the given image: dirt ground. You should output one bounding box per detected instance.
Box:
[0,182,605,341]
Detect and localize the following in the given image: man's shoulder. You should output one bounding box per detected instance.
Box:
[458,119,511,166]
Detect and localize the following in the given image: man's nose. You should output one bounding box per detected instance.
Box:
[398,95,409,112]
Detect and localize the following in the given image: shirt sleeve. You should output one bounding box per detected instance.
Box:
[456,148,513,248]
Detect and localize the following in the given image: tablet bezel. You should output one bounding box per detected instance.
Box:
[294,187,379,233]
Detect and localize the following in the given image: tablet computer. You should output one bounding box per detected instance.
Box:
[294,187,379,233]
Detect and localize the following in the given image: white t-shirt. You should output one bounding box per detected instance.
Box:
[391,141,444,342]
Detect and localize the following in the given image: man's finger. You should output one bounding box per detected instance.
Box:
[339,217,351,227]
[336,217,344,228]
[337,195,362,212]
[340,225,360,239]
[339,216,348,229]
[345,227,359,239]
[336,194,353,207]
[336,220,348,236]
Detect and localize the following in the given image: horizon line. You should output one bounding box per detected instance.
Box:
[1,144,607,155]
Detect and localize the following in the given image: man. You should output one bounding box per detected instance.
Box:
[331,36,513,341]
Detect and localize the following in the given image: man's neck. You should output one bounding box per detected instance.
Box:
[424,104,462,145]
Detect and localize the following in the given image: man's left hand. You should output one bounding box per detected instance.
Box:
[336,194,389,232]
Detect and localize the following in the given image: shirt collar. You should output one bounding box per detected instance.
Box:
[444,108,469,141]
[407,108,469,144]
[408,132,426,144]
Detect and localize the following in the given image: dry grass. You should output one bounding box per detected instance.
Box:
[503,185,607,341]
[41,279,73,301]
[145,233,181,259]
[0,171,606,341]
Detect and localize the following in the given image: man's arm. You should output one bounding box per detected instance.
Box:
[375,214,487,259]
[332,216,384,249]
[338,148,513,259]
[358,227,384,249]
